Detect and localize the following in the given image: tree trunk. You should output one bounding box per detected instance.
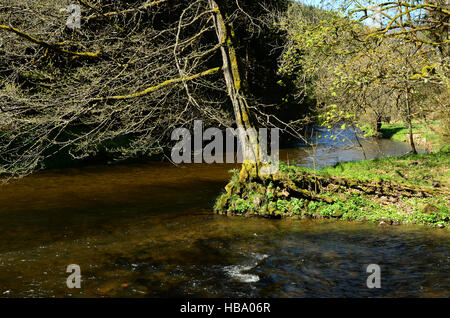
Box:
[376,114,382,135]
[209,0,260,170]
[405,89,418,154]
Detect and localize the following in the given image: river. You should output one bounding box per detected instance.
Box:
[0,133,448,297]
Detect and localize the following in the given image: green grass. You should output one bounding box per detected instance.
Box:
[360,120,448,153]
[294,152,449,227]
[380,123,412,140]
[380,121,448,152]
[319,152,450,187]
[304,192,449,227]
[216,152,450,228]
[379,123,432,141]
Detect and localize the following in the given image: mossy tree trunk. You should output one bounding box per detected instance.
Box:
[209,0,261,176]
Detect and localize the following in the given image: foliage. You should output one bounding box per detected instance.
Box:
[279,0,449,151]
[0,0,300,179]
[215,152,450,228]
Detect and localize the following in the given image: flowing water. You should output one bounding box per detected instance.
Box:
[0,135,448,297]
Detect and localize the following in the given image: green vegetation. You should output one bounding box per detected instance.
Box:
[1,1,448,180]
[1,1,449,230]
[0,0,297,179]
[280,1,449,155]
[380,122,448,153]
[361,120,449,153]
[320,152,449,187]
[215,153,450,228]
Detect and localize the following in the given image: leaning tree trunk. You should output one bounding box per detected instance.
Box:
[209,0,261,176]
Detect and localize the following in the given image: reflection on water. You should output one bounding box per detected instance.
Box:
[0,136,447,298]
[290,126,418,169]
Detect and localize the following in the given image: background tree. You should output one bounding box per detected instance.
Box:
[280,0,449,153]
[0,0,298,179]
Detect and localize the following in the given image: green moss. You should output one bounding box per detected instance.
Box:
[276,199,289,213]
[215,153,449,228]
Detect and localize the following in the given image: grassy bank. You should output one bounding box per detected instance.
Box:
[215,152,450,228]
[364,121,449,153]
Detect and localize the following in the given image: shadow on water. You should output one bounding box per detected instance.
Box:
[0,133,447,298]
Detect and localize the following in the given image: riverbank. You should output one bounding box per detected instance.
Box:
[215,152,450,228]
[363,121,449,153]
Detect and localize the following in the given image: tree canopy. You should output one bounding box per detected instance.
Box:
[0,0,299,179]
[280,0,449,151]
